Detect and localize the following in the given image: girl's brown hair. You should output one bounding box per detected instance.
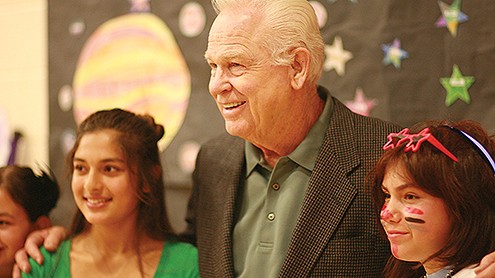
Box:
[368,120,495,277]
[0,165,59,222]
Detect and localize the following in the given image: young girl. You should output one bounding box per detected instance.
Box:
[369,120,495,277]
[22,109,199,277]
[0,165,59,278]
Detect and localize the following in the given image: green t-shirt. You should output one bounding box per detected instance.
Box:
[22,239,199,277]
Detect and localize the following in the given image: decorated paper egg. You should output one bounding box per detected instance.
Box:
[72,12,190,150]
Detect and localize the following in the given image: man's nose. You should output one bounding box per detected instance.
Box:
[209,67,232,96]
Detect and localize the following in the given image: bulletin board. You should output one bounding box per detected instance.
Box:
[48,0,495,227]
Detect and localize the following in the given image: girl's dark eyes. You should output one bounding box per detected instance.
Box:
[104,165,118,172]
[0,220,11,227]
[381,190,418,201]
[74,164,85,171]
[404,194,419,200]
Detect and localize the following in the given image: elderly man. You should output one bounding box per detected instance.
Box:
[183,0,397,276]
[183,0,495,277]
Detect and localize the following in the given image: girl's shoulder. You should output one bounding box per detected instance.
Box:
[22,239,72,278]
[154,241,199,277]
[162,240,198,262]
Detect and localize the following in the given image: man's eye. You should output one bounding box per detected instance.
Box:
[209,65,218,76]
[230,63,246,76]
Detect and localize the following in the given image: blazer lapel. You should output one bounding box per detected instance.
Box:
[215,137,245,277]
[280,99,361,277]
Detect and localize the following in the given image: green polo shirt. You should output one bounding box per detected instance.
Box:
[233,91,333,277]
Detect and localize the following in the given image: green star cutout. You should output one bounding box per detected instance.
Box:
[440,64,475,106]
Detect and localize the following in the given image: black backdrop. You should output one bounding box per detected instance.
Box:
[48,0,495,229]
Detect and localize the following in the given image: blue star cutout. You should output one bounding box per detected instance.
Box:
[381,38,409,69]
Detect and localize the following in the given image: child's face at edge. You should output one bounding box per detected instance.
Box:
[380,164,453,273]
[0,188,35,276]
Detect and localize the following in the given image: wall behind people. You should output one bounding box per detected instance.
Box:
[0,0,48,167]
[2,0,493,233]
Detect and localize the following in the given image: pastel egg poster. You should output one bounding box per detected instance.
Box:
[49,0,223,187]
[72,12,190,151]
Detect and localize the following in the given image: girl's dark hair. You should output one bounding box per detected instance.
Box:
[367,120,495,277]
[66,108,176,241]
[0,165,59,222]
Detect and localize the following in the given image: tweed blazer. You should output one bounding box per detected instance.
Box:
[183,93,402,277]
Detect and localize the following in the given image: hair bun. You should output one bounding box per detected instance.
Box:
[140,114,165,142]
[154,124,165,142]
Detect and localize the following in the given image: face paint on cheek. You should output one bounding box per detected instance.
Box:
[404,206,425,224]
[380,204,393,221]
[405,206,424,215]
[405,217,425,224]
[391,243,399,257]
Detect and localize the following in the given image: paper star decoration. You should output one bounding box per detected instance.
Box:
[381,38,409,69]
[435,0,468,37]
[129,0,151,13]
[440,64,475,106]
[344,87,377,116]
[324,36,353,76]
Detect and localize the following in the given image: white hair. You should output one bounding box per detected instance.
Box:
[211,0,325,87]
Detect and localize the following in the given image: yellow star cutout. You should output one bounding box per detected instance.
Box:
[324,36,353,76]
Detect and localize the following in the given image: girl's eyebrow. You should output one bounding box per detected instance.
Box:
[0,212,15,219]
[396,183,417,191]
[381,182,419,192]
[73,157,125,163]
[100,158,126,163]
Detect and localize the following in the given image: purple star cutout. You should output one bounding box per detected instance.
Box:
[381,38,409,69]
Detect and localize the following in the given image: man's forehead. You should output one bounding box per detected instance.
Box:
[209,8,261,36]
[206,24,262,57]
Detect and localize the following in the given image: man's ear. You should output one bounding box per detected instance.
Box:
[34,215,52,230]
[289,47,311,90]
